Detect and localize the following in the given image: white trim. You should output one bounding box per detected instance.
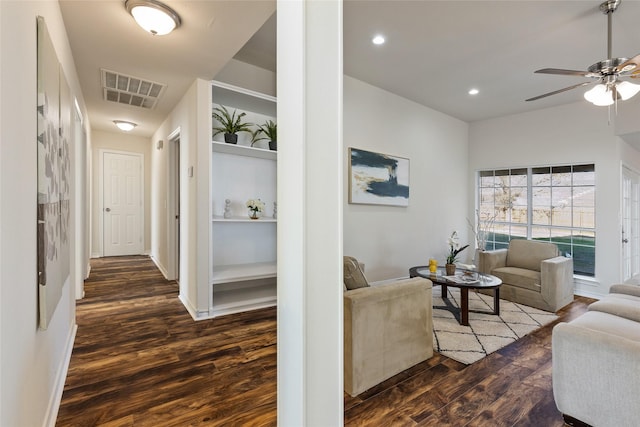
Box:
[211,80,277,103]
[167,129,180,281]
[179,293,208,321]
[98,149,145,257]
[150,254,169,280]
[574,275,605,300]
[44,324,77,427]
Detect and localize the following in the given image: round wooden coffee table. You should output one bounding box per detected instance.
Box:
[409,265,502,326]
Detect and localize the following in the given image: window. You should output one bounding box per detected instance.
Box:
[478,164,595,277]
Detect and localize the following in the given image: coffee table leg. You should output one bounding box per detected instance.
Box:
[460,288,469,326]
[494,288,500,315]
[441,284,447,299]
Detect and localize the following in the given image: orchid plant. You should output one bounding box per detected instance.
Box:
[446,231,469,265]
[246,198,265,214]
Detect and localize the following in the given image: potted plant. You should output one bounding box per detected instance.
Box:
[212,105,252,144]
[246,198,265,220]
[446,231,469,275]
[251,120,277,151]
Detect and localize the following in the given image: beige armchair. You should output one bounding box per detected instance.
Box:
[478,239,574,312]
[343,257,433,396]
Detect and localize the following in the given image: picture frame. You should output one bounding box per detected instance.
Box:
[348,147,409,206]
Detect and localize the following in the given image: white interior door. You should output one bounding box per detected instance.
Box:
[103,151,143,256]
[622,167,640,280]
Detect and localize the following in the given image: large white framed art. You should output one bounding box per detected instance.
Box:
[348,147,409,207]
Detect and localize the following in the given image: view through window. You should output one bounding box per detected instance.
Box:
[478,164,595,277]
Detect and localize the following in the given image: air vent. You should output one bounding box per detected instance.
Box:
[101,69,166,109]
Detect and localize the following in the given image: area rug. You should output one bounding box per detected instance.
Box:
[432,285,558,365]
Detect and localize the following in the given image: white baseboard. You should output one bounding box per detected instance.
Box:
[208,297,277,319]
[179,293,208,321]
[150,255,169,279]
[43,323,77,427]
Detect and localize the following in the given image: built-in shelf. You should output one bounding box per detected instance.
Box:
[212,215,277,223]
[209,81,277,318]
[211,261,277,285]
[211,141,276,160]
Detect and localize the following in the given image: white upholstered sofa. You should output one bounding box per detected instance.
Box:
[552,280,640,427]
[343,256,433,396]
[478,239,574,312]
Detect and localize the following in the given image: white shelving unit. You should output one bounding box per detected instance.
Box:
[209,81,277,318]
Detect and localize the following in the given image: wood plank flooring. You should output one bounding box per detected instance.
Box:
[57,256,592,426]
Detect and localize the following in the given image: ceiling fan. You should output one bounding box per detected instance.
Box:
[526,0,640,106]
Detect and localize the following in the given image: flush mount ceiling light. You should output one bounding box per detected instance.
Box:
[468,88,479,95]
[125,0,181,36]
[113,120,137,132]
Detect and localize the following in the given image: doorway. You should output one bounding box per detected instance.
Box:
[168,132,181,282]
[101,150,144,256]
[622,166,640,280]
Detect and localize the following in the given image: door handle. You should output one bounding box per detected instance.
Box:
[105,208,111,212]
[623,238,629,243]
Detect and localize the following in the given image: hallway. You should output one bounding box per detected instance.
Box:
[56,256,277,426]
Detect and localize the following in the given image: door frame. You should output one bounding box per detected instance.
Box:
[167,127,181,281]
[622,164,640,281]
[98,149,145,257]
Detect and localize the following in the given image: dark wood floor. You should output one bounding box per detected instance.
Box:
[57,256,592,426]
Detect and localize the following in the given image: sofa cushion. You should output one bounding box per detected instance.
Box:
[506,239,558,271]
[564,310,640,342]
[492,266,541,292]
[610,283,640,298]
[344,256,369,290]
[589,294,640,323]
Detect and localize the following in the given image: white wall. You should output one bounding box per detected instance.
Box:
[215,58,276,97]
[0,1,89,426]
[150,79,211,318]
[469,101,640,298]
[90,130,152,257]
[343,76,470,281]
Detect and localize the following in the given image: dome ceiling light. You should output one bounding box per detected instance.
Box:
[125,0,181,36]
[113,120,137,132]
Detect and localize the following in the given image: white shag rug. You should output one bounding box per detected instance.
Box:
[432,285,558,365]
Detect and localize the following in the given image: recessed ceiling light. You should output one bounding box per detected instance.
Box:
[468,88,479,95]
[372,35,385,45]
[113,120,137,132]
[125,0,181,36]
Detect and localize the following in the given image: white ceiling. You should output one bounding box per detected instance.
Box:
[60,0,640,139]
[59,0,276,136]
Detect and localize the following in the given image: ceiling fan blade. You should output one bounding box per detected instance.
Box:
[525,81,594,102]
[534,68,593,77]
[617,54,640,74]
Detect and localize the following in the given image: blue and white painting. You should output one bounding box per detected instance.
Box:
[349,148,409,206]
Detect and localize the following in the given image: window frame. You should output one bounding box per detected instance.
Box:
[477,164,595,277]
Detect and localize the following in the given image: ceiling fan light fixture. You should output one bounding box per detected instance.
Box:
[616,81,640,100]
[125,0,181,36]
[584,84,615,106]
[113,120,137,132]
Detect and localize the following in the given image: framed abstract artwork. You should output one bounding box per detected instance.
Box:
[37,16,70,330]
[348,147,409,207]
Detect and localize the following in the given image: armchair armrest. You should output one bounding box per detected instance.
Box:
[541,256,574,309]
[478,249,507,274]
